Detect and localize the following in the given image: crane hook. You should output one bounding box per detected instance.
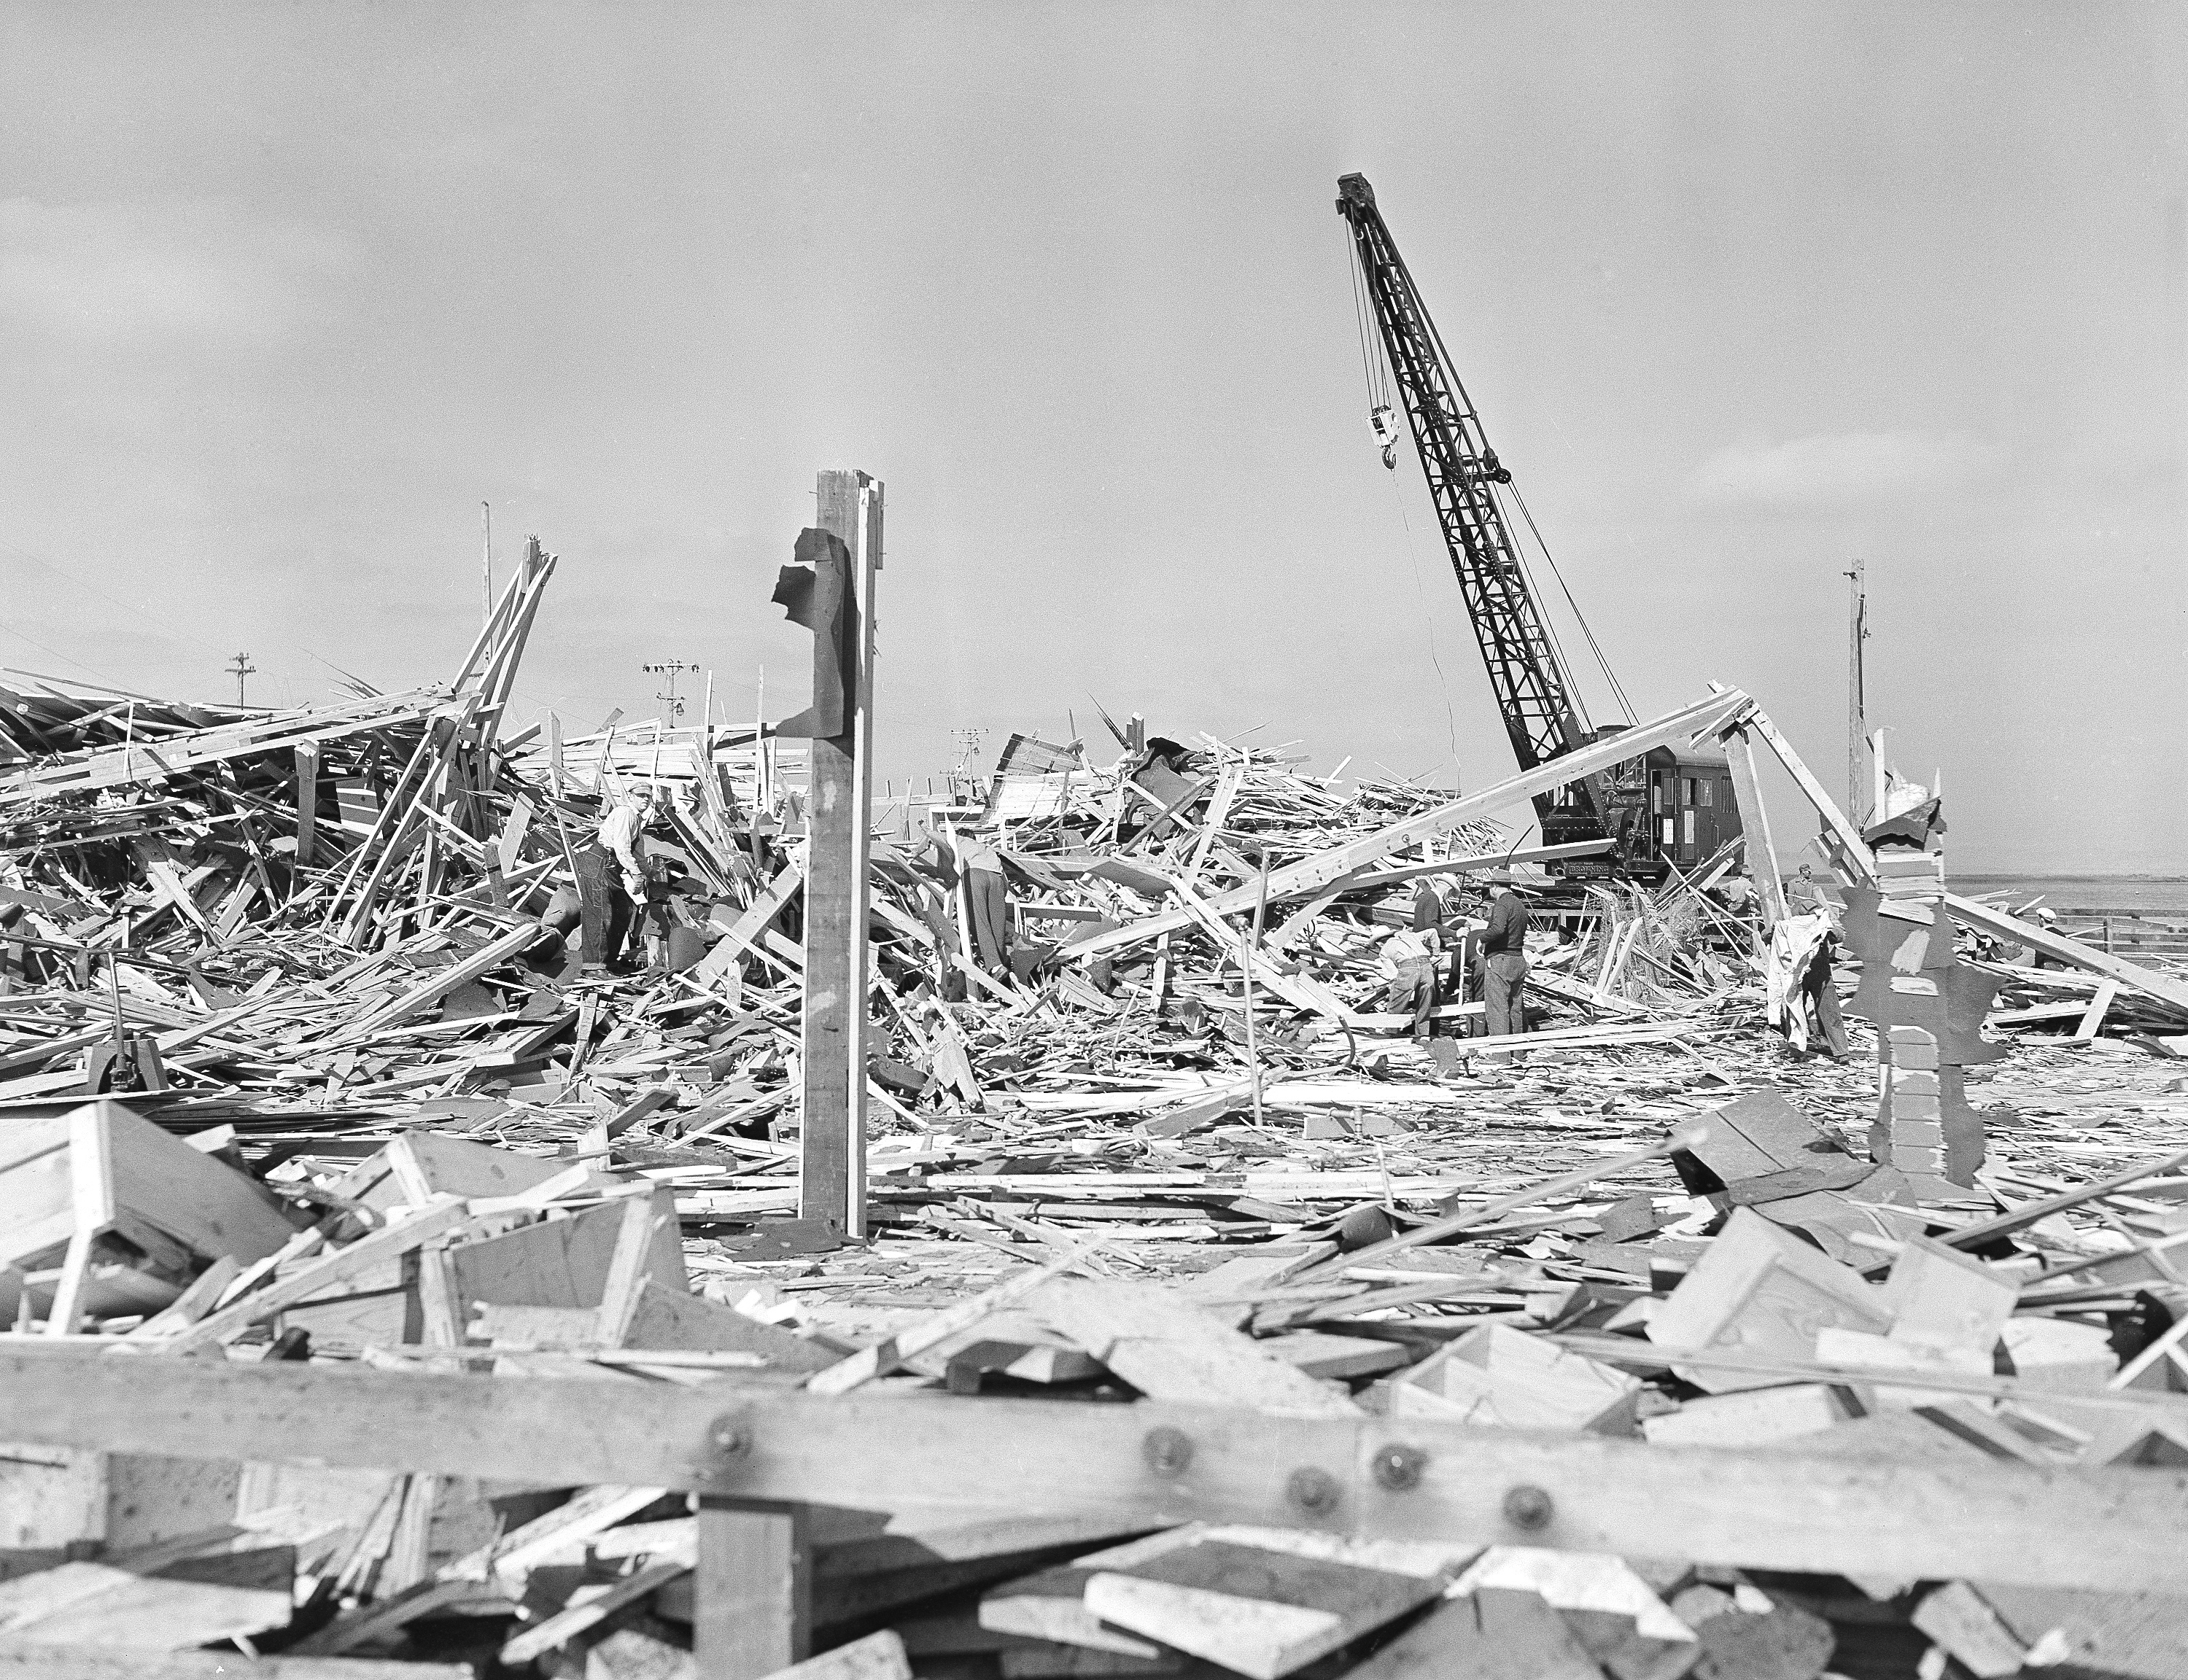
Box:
[1369,405,1402,470]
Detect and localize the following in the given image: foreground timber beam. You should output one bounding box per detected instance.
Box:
[1,1349,2184,1593]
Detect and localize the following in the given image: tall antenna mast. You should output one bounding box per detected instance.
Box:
[227,652,257,709]
[1847,559,1868,826]
[481,502,494,627]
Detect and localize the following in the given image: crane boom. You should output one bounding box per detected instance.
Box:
[1336,172,1618,856]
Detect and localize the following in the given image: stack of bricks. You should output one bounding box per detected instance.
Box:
[1876,848,1953,1185]
[1842,840,2003,1199]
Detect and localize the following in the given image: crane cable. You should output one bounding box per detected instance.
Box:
[1392,234,1640,732]
[1346,238,1391,416]
[1348,230,1460,764]
[1347,227,1639,733]
[1502,483,1639,726]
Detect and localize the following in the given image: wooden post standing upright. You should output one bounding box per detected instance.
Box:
[293,742,319,868]
[800,470,882,1238]
[1721,726,1784,928]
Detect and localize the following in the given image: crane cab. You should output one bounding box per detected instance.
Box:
[1626,745,1739,875]
[1561,731,1742,880]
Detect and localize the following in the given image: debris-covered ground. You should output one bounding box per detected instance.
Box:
[4,595,2187,1679]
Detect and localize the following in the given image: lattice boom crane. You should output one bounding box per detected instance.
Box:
[1335,171,1629,862]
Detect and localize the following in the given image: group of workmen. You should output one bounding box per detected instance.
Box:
[548,790,1540,1057]
[1378,870,1534,1052]
[548,790,1068,990]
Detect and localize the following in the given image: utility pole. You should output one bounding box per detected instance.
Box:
[791,470,881,1242]
[227,653,257,709]
[949,727,988,804]
[1845,559,1867,828]
[643,659,698,728]
[481,503,493,629]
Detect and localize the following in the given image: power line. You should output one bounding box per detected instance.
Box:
[0,623,131,690]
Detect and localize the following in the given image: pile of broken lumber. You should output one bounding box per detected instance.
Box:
[9,1051,2188,1676]
[8,621,2188,1677]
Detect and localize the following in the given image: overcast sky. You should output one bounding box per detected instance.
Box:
[2,4,2182,872]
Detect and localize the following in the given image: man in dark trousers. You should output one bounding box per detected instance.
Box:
[1479,870,1531,1056]
[573,790,647,976]
[935,822,1012,979]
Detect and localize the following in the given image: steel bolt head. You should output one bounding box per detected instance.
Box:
[1502,1484,1554,1531]
[1370,1444,1427,1491]
[1287,1466,1342,1517]
[1141,1426,1195,1478]
[710,1418,751,1458]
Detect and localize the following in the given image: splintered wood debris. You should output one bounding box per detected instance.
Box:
[1,615,2186,1675]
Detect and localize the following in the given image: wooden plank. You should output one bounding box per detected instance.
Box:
[1,1102,293,1280]
[0,1652,469,1679]
[345,925,536,1036]
[1390,1322,1640,1433]
[622,1280,837,1372]
[749,1630,907,1680]
[1295,1127,1707,1282]
[1737,704,1877,883]
[94,1102,295,1269]
[1939,1146,2188,1253]
[800,471,882,1239]
[1082,1530,1470,1679]
[593,1191,661,1346]
[1946,894,2188,1017]
[1066,691,1751,962]
[1335,839,1615,896]
[0,693,445,806]
[294,1482,667,1654]
[806,1241,1104,1396]
[696,1497,810,1680]
[501,1552,692,1664]
[1650,1208,1893,1393]
[44,1108,110,1337]
[1720,727,1782,926]
[1181,760,1245,887]
[1028,1278,1360,1417]
[1343,1590,1602,1679]
[160,1197,474,1354]
[697,863,804,986]
[0,1560,290,1650]
[7,1350,2188,1591]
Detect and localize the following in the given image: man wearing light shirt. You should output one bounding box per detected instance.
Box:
[934,823,1012,979]
[1381,922,1441,1041]
[573,790,648,976]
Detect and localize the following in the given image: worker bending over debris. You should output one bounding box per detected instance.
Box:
[574,789,648,976]
[1380,922,1441,1041]
[1479,870,1531,1053]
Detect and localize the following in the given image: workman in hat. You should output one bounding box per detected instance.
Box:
[1478,869,1531,1054]
[573,789,649,976]
[1786,863,1826,917]
[934,822,1012,979]
[1379,921,1441,1041]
